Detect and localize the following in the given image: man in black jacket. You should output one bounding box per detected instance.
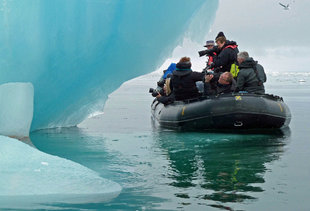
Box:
[204,72,235,95]
[170,57,204,101]
[210,32,239,74]
[235,51,267,94]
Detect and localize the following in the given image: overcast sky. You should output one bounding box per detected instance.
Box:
[206,0,310,72]
[166,0,310,73]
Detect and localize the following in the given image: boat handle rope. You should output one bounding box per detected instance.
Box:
[234,121,243,127]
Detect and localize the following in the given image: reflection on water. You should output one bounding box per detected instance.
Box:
[153,129,290,209]
[29,127,290,210]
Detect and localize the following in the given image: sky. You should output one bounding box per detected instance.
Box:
[163,0,310,73]
[208,0,310,72]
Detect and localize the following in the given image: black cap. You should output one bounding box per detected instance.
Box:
[215,31,225,40]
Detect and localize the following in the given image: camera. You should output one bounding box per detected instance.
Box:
[149,87,165,97]
[198,49,210,57]
[198,46,219,57]
[157,79,165,88]
[149,88,159,97]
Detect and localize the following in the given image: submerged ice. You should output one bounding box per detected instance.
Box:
[0,0,218,131]
[0,135,121,208]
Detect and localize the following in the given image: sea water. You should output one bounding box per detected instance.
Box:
[13,71,310,210]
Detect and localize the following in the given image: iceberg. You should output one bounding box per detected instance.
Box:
[0,135,121,209]
[0,83,33,138]
[0,0,218,131]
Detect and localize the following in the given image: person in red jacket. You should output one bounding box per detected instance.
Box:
[204,40,216,66]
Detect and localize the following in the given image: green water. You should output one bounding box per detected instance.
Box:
[28,73,310,210]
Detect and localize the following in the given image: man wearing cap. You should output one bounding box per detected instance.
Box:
[204,40,216,67]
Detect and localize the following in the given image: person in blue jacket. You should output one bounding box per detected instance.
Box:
[163,63,176,79]
[155,63,177,91]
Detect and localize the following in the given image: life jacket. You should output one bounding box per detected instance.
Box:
[224,44,238,50]
[207,52,217,66]
[223,44,239,78]
[207,56,213,66]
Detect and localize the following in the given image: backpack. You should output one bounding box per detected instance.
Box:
[253,63,264,86]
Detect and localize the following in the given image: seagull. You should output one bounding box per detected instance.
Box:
[279,2,290,10]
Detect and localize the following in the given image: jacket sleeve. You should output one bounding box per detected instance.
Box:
[157,95,174,105]
[192,72,205,82]
[213,48,232,68]
[235,72,246,92]
[257,64,267,82]
[204,82,217,95]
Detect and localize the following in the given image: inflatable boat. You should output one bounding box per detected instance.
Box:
[151,93,291,130]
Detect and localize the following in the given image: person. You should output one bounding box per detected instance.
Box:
[198,40,218,71]
[158,63,177,88]
[170,57,205,101]
[209,32,239,74]
[235,51,267,94]
[204,40,216,67]
[204,72,236,95]
[196,40,216,92]
[162,63,176,80]
[150,63,176,98]
[156,77,175,104]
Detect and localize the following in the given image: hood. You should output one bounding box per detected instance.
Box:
[172,69,192,77]
[218,40,238,53]
[173,60,192,76]
[239,57,257,69]
[223,40,237,48]
[176,61,191,70]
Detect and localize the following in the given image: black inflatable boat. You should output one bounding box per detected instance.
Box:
[151,93,291,130]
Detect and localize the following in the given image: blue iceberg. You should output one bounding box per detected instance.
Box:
[0,0,218,131]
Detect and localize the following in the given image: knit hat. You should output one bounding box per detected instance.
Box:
[204,40,215,47]
[176,57,192,69]
[215,31,225,40]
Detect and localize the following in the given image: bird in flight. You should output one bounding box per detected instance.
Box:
[279,2,290,10]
